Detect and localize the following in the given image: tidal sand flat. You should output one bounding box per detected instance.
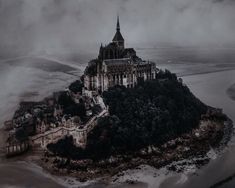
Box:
[227,83,235,101]
[0,161,65,188]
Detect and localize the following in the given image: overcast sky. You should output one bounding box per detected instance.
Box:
[0,0,235,56]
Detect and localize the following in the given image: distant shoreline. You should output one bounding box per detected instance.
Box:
[180,67,235,78]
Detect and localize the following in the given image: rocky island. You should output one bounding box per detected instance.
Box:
[3,17,233,182]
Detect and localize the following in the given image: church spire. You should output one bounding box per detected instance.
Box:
[112,15,124,48]
[116,15,120,31]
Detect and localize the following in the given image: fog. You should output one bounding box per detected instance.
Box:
[0,0,235,57]
[1,1,235,187]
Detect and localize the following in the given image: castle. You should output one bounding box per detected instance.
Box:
[84,16,157,93]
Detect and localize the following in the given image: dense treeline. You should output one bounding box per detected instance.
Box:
[68,80,83,93]
[58,91,86,119]
[48,70,207,160]
[86,70,207,158]
[47,136,85,159]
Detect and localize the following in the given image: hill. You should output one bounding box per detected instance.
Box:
[48,70,209,160]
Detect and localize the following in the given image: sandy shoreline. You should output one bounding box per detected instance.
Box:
[20,116,231,187]
[1,108,231,188]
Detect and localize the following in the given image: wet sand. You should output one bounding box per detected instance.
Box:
[227,83,235,101]
[0,161,65,188]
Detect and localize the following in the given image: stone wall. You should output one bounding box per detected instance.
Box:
[29,109,108,149]
[6,140,29,157]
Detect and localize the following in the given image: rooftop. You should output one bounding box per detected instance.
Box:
[104,58,131,65]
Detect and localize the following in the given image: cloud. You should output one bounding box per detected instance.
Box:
[0,0,235,57]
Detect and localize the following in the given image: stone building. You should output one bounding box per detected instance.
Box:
[84,16,157,93]
[36,119,49,134]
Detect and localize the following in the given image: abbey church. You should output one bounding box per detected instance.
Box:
[84,17,157,93]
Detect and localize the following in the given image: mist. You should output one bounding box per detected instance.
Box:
[0,0,235,57]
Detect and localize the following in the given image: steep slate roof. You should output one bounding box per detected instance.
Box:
[107,42,118,48]
[112,16,124,42]
[112,30,124,42]
[122,48,136,56]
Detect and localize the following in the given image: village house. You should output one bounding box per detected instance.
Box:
[61,115,81,128]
